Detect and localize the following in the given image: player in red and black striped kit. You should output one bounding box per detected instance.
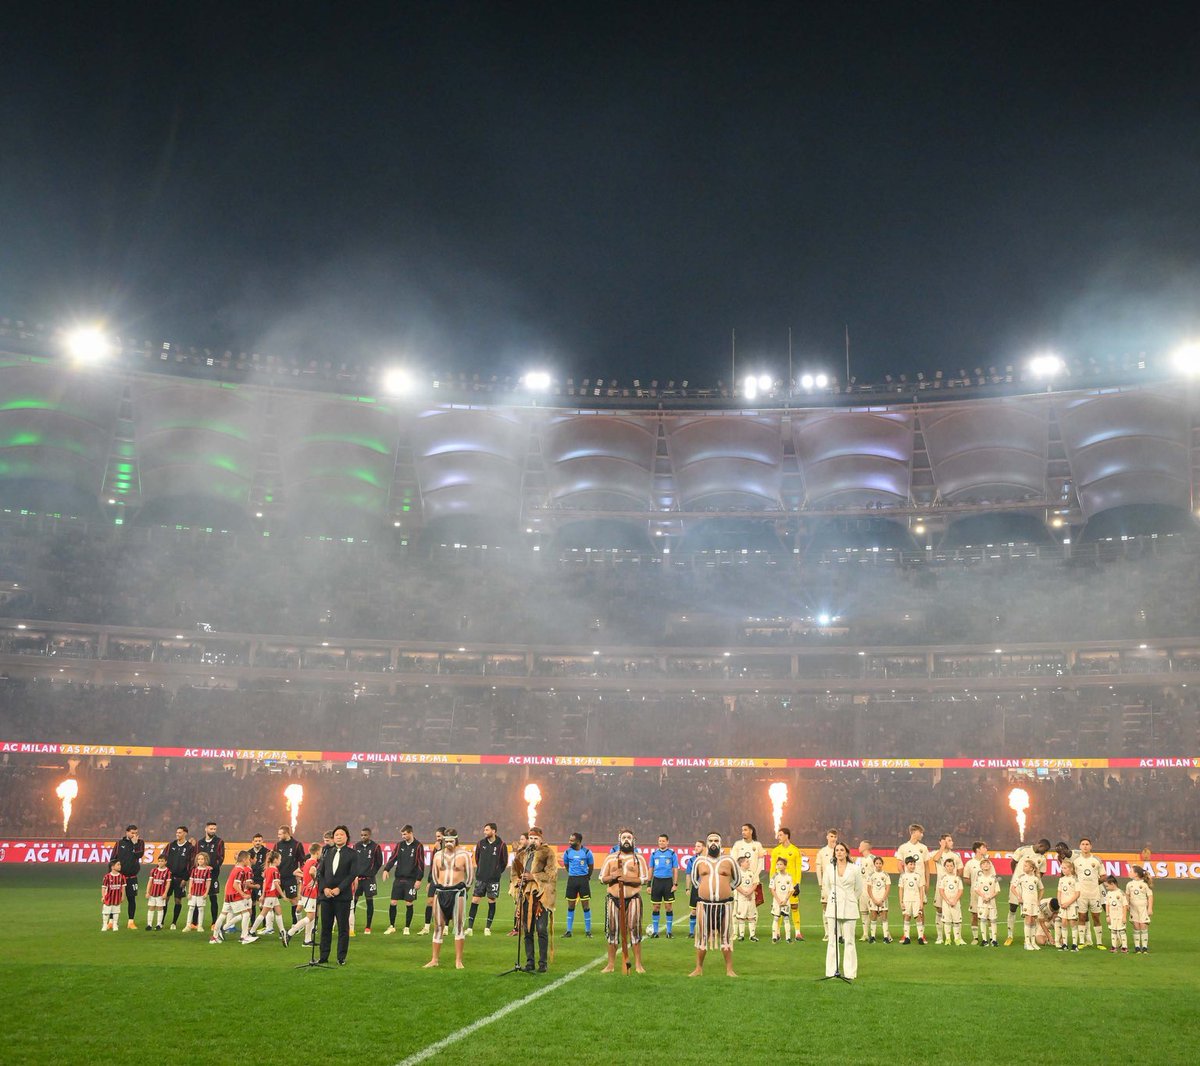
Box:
[145,854,173,930]
[249,850,284,939]
[101,861,126,932]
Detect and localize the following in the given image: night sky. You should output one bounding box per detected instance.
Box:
[2,2,1198,384]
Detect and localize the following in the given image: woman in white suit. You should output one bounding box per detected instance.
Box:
[823,841,864,979]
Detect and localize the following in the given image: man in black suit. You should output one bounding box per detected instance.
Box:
[317,825,355,965]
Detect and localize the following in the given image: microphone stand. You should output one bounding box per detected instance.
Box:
[294,894,333,970]
[499,853,536,977]
[295,851,333,971]
[818,861,852,985]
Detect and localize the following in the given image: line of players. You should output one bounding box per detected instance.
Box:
[846,824,1156,954]
[98,822,514,947]
[96,820,1157,957]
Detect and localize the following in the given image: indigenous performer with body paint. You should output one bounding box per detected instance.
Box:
[688,831,738,977]
[423,829,473,970]
[599,828,648,974]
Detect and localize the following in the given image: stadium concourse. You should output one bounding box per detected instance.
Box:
[0,338,1199,862]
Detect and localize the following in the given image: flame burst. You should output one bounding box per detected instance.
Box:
[284,783,304,833]
[768,781,789,836]
[56,778,78,834]
[524,783,542,828]
[1008,787,1030,842]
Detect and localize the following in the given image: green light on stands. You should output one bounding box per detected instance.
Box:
[304,432,390,455]
[156,419,250,442]
[402,504,411,512]
[116,463,133,474]
[0,397,61,412]
[114,518,123,525]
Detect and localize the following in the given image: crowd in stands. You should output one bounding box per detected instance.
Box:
[2,518,1199,855]
[3,522,1200,651]
[2,758,1193,852]
[0,678,1196,763]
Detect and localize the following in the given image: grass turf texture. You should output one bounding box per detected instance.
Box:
[4,869,1198,1065]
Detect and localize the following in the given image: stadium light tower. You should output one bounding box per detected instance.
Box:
[1028,351,1065,380]
[743,373,773,401]
[1170,341,1200,376]
[798,372,830,392]
[522,370,552,392]
[64,326,111,365]
[381,366,415,396]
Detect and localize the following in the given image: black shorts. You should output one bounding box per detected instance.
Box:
[566,875,591,901]
[280,874,299,899]
[472,878,500,899]
[651,877,676,903]
[250,886,262,903]
[391,877,418,903]
[354,878,378,899]
[169,875,188,900]
[426,879,436,898]
[689,884,699,908]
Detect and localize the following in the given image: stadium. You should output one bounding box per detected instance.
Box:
[3,321,1200,1062]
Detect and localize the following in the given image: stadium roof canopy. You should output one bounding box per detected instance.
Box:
[0,354,1197,545]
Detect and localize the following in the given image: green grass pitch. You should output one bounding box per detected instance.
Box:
[4,868,1199,1064]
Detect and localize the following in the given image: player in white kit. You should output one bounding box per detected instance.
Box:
[1073,837,1106,949]
[1056,859,1081,951]
[962,842,990,944]
[972,858,999,946]
[1126,865,1154,954]
[1103,875,1128,953]
[937,858,965,946]
[866,855,892,944]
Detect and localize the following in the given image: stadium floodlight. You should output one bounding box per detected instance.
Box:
[743,373,774,401]
[1170,341,1200,376]
[65,326,111,364]
[800,373,814,390]
[381,366,414,396]
[522,370,552,391]
[1028,351,1065,379]
[816,613,832,626]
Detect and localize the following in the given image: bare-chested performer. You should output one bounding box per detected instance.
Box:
[599,827,649,974]
[423,829,474,969]
[689,831,738,977]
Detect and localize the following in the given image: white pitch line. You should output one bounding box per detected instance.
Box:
[395,955,606,1066]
